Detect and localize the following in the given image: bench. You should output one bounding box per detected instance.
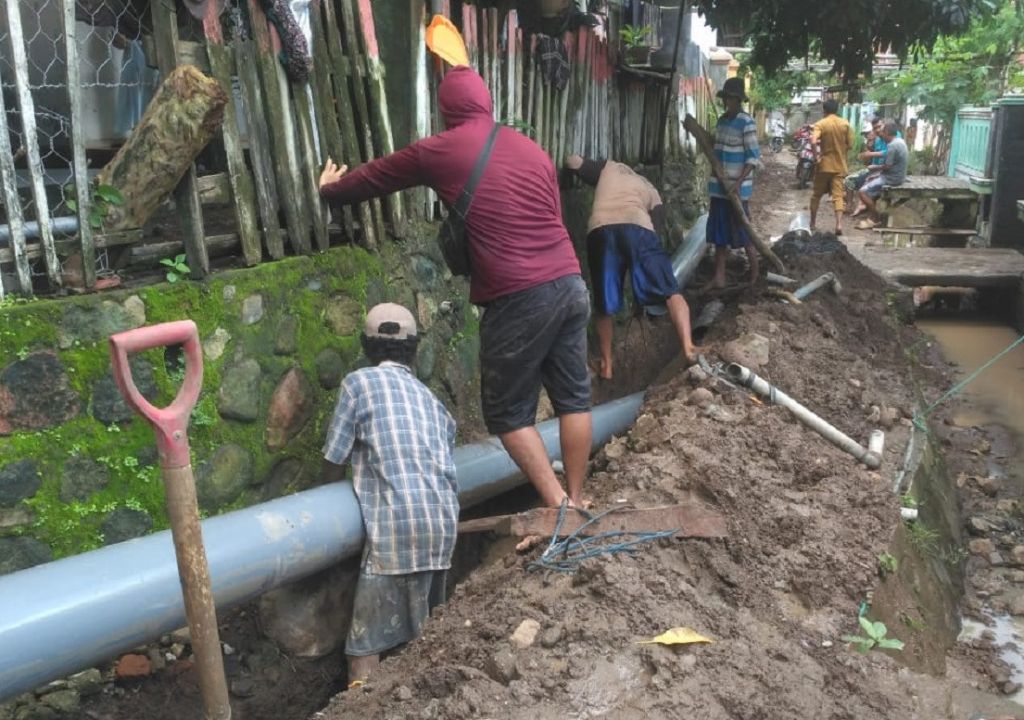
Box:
[876,176,979,247]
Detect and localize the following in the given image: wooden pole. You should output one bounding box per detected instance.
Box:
[0,88,30,294]
[682,113,785,273]
[411,0,430,220]
[6,0,61,287]
[151,0,209,278]
[293,87,330,251]
[525,34,536,134]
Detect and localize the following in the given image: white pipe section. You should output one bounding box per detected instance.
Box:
[868,430,885,462]
[900,507,919,521]
[793,272,837,301]
[725,363,881,469]
[766,272,797,286]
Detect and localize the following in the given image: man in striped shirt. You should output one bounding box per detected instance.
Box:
[322,303,458,687]
[706,77,761,288]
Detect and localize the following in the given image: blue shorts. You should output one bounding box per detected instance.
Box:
[586,224,679,316]
[707,196,751,249]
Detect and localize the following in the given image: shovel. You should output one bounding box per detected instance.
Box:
[109,320,231,720]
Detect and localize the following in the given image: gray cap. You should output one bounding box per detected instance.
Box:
[364,303,417,340]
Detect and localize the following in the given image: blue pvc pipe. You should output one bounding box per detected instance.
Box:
[0,392,644,701]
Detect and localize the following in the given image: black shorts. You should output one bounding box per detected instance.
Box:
[480,274,591,435]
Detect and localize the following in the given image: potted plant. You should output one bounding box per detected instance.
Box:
[619,24,653,66]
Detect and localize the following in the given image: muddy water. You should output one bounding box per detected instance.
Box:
[917,319,1024,482]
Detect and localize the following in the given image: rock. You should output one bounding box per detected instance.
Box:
[241,294,264,325]
[484,648,519,684]
[975,476,1002,497]
[686,387,714,408]
[604,439,627,460]
[969,539,996,556]
[878,406,898,429]
[0,353,80,434]
[102,508,153,544]
[1003,681,1022,695]
[0,537,52,574]
[848,378,862,389]
[204,328,232,361]
[394,685,414,702]
[509,619,541,649]
[535,389,554,423]
[223,285,236,301]
[169,643,185,659]
[415,294,436,332]
[704,404,737,423]
[315,349,345,389]
[258,562,360,657]
[998,499,1019,513]
[91,358,156,425]
[866,405,882,423]
[324,296,362,336]
[416,338,437,382]
[122,295,146,327]
[720,332,770,370]
[67,669,103,697]
[989,551,1005,566]
[967,517,995,536]
[410,255,441,289]
[685,365,709,384]
[146,647,166,672]
[1008,596,1024,616]
[0,506,34,530]
[57,301,142,349]
[266,368,315,451]
[14,704,57,720]
[114,653,151,678]
[39,690,79,715]
[230,678,256,698]
[263,458,307,500]
[59,456,109,503]
[170,626,192,644]
[540,624,564,648]
[222,642,235,655]
[217,359,262,422]
[1009,546,1024,567]
[196,444,254,509]
[0,460,40,506]
[274,316,300,355]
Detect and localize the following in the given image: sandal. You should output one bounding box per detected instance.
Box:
[855,219,877,230]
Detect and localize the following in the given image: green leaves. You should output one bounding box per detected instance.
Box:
[159,253,191,284]
[841,615,906,653]
[62,182,126,231]
[619,24,653,49]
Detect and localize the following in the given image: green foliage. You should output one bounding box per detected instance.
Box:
[63,183,125,231]
[907,520,940,555]
[900,493,919,509]
[877,552,898,578]
[841,616,906,653]
[741,63,826,111]
[503,117,535,137]
[160,254,191,284]
[619,24,653,48]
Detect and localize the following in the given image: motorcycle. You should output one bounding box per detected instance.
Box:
[791,124,812,151]
[795,129,816,189]
[768,135,785,154]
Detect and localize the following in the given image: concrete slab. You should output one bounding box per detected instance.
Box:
[855,246,1024,288]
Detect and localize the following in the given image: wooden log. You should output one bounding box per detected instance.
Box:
[525,34,536,133]
[457,504,727,539]
[151,0,210,278]
[0,87,30,294]
[293,87,330,251]
[234,38,286,258]
[129,233,240,265]
[204,5,262,266]
[6,0,60,287]
[0,230,144,265]
[683,113,785,273]
[61,0,96,289]
[410,0,431,220]
[95,65,226,244]
[505,10,516,124]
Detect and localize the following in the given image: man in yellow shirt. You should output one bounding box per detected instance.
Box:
[810,99,855,235]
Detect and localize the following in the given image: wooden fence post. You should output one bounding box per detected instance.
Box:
[0,88,30,295]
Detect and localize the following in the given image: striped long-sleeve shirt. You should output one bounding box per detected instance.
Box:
[708,111,761,200]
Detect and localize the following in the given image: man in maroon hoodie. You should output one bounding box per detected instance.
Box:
[319,66,592,510]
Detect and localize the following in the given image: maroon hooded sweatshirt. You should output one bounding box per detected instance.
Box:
[319,67,580,304]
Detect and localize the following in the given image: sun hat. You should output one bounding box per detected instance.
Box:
[717,77,747,101]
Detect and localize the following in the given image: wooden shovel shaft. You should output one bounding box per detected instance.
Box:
[458,504,727,539]
[683,114,786,274]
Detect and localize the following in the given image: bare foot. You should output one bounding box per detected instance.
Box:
[685,346,707,365]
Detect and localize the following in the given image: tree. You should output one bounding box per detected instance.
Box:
[693,0,999,81]
[742,64,823,112]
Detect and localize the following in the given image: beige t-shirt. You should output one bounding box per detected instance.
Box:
[587,161,661,233]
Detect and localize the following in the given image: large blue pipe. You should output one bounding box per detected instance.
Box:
[0,392,644,701]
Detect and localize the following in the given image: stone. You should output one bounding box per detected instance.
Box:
[14,705,57,720]
[122,295,146,327]
[266,368,315,451]
[274,316,300,355]
[262,458,307,500]
[1009,546,1024,567]
[0,460,40,506]
[315,349,345,389]
[324,295,362,336]
[230,678,256,699]
[223,284,237,301]
[59,456,110,503]
[720,332,770,370]
[967,516,995,536]
[878,406,898,429]
[686,387,714,408]
[989,552,1005,567]
[410,255,441,289]
[969,539,996,556]
[196,444,254,510]
[204,328,232,361]
[115,653,151,678]
[39,690,78,715]
[485,648,519,684]
[91,358,156,425]
[217,359,262,422]
[170,626,191,644]
[258,562,360,657]
[704,404,737,423]
[241,294,264,325]
[975,476,1002,497]
[0,353,80,434]
[146,647,166,672]
[416,338,436,382]
[685,365,709,384]
[510,619,541,649]
[67,669,103,697]
[0,537,52,574]
[1007,570,1024,583]
[540,624,564,649]
[57,301,142,349]
[535,388,555,423]
[1003,681,1022,696]
[415,294,436,332]
[604,439,627,460]
[1008,596,1024,617]
[394,685,414,702]
[0,506,34,530]
[102,508,153,545]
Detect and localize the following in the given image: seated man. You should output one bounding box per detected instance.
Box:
[566,154,699,380]
[845,117,888,215]
[321,303,458,687]
[857,121,909,229]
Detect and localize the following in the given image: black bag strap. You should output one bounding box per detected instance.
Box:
[452,123,500,220]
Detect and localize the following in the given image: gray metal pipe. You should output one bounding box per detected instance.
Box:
[0,215,78,243]
[0,392,644,701]
[725,363,881,469]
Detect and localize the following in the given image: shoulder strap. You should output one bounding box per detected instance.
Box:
[452,123,500,219]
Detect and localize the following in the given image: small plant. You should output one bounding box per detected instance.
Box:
[160,254,191,283]
[900,494,919,509]
[619,24,652,49]
[877,552,898,579]
[502,117,535,137]
[64,183,125,230]
[841,616,905,653]
[907,520,940,555]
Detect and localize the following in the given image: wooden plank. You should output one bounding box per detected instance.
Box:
[6,0,61,287]
[0,229,144,264]
[293,87,330,251]
[129,233,240,264]
[234,38,286,259]
[0,89,31,294]
[151,0,209,278]
[245,0,311,255]
[60,0,96,289]
[458,504,728,539]
[204,6,262,266]
[871,227,976,236]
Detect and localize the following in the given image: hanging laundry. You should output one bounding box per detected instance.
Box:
[536,34,569,90]
[257,0,313,83]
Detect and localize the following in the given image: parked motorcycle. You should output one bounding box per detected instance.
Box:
[795,128,816,189]
[769,135,785,153]
[791,124,812,151]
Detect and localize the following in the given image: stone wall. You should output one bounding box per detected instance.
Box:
[0,238,482,574]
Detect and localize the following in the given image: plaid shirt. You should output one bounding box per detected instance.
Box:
[323,361,458,575]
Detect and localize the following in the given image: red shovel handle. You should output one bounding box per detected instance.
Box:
[109,320,204,469]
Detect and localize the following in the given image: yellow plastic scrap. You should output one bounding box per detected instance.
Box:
[425,15,470,67]
[636,627,714,646]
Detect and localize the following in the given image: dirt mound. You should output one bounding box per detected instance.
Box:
[316,244,941,719]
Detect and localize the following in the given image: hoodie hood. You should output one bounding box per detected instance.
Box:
[438,67,493,128]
